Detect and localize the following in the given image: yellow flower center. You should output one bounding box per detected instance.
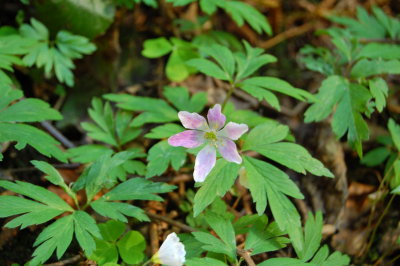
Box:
[204,131,217,141]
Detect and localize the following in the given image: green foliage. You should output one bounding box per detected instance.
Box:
[362,119,400,191]
[146,140,186,177]
[91,178,175,221]
[20,18,96,86]
[192,212,237,260]
[0,85,66,162]
[167,0,272,35]
[301,6,400,156]
[90,220,147,265]
[34,0,116,39]
[142,37,198,81]
[187,42,312,110]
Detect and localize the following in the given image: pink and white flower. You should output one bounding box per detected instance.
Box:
[152,232,186,266]
[168,104,248,182]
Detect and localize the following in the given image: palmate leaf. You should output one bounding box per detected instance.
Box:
[0,85,66,161]
[145,123,185,139]
[146,140,186,178]
[193,159,241,216]
[91,178,174,222]
[81,98,141,147]
[19,18,96,86]
[192,212,237,260]
[0,180,73,229]
[104,93,178,126]
[163,86,207,113]
[304,76,371,156]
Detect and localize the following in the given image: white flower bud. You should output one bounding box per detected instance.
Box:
[152,232,185,266]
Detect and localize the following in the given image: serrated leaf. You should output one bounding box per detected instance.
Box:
[361,147,391,166]
[369,77,388,113]
[0,123,67,162]
[104,93,178,126]
[68,144,113,163]
[186,257,227,266]
[357,43,400,60]
[200,44,235,80]
[298,212,323,261]
[351,58,400,78]
[193,160,240,216]
[73,211,101,256]
[304,76,347,122]
[332,84,371,156]
[243,122,289,150]
[219,0,272,35]
[146,140,186,177]
[103,177,176,201]
[186,58,230,80]
[91,199,149,222]
[145,123,185,139]
[163,86,207,113]
[29,215,74,265]
[257,258,309,266]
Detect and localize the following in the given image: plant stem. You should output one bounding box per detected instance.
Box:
[222,83,236,109]
[142,259,152,266]
[364,193,396,258]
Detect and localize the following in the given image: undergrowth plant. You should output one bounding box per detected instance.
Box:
[1,2,399,266]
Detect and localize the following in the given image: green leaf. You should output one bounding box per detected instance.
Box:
[163,86,207,113]
[243,156,303,252]
[193,213,237,260]
[34,0,115,39]
[243,156,304,215]
[243,122,289,151]
[0,180,73,228]
[0,98,62,122]
[200,44,236,80]
[219,0,272,35]
[146,140,186,177]
[91,199,149,222]
[186,257,227,266]
[240,77,312,102]
[165,38,198,81]
[388,118,400,151]
[361,147,391,167]
[145,123,185,139]
[245,218,289,255]
[193,160,241,216]
[297,212,323,261]
[258,258,309,266]
[103,178,176,201]
[357,43,400,60]
[332,84,371,157]
[235,41,277,81]
[98,220,126,242]
[0,123,67,162]
[29,215,74,265]
[89,239,119,265]
[369,77,388,113]
[68,144,113,163]
[104,93,178,126]
[142,37,172,58]
[31,160,77,203]
[304,76,347,122]
[117,231,146,264]
[351,58,400,78]
[73,211,101,256]
[186,58,230,81]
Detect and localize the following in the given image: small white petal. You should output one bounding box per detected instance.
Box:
[218,122,248,140]
[178,111,209,131]
[155,233,186,266]
[193,145,216,182]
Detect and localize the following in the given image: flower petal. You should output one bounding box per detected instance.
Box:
[217,138,242,164]
[207,104,226,130]
[156,233,186,266]
[193,145,216,182]
[168,130,205,148]
[218,122,249,140]
[178,111,209,131]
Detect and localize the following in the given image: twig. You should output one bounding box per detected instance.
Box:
[146,212,256,264]
[258,22,315,50]
[44,254,81,266]
[41,121,75,149]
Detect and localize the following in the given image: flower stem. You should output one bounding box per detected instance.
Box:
[222,82,236,109]
[142,259,152,266]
